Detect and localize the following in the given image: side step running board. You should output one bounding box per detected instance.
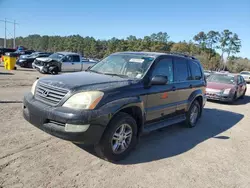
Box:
[143,115,186,133]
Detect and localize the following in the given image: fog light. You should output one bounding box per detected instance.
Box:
[65,124,90,132]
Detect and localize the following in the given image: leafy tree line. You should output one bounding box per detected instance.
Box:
[4,30,249,72]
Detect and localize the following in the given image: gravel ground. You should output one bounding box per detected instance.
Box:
[0,65,250,188]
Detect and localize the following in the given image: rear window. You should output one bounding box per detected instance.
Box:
[189,60,202,80]
[174,57,189,82]
[72,55,80,62]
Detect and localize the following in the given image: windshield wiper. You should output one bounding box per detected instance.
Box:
[87,69,103,74]
[103,73,128,78]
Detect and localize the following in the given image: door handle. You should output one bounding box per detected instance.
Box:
[172,86,176,91]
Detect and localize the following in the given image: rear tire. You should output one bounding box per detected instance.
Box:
[95,112,138,162]
[185,100,201,128]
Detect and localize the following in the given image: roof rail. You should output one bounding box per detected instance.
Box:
[167,52,198,60]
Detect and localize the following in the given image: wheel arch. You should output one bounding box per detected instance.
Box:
[187,89,204,115]
[101,97,146,137]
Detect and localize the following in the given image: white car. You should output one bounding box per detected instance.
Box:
[240,71,250,83]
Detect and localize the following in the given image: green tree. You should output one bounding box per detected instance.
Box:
[193,31,207,49]
[170,41,190,53]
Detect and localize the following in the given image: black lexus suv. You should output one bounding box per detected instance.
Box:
[23,52,206,161]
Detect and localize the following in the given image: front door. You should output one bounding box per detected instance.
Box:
[71,55,82,71]
[237,76,246,97]
[145,57,178,124]
[61,55,75,72]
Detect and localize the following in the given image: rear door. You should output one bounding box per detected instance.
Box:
[189,60,205,90]
[145,56,177,124]
[173,57,193,113]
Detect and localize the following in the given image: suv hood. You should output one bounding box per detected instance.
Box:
[38,71,138,91]
[207,82,235,90]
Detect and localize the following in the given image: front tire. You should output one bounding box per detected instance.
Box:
[186,100,201,128]
[240,89,246,99]
[229,92,237,104]
[95,112,138,162]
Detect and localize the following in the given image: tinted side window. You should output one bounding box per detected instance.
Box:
[174,57,189,82]
[63,55,73,62]
[237,76,241,84]
[152,58,173,83]
[189,60,202,80]
[240,76,244,83]
[72,55,80,62]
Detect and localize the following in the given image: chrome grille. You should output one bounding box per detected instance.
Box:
[35,82,69,106]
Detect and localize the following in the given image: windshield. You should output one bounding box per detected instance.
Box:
[49,53,64,60]
[89,54,155,79]
[241,72,250,75]
[29,52,40,58]
[207,74,235,85]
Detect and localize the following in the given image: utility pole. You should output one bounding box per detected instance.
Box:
[13,20,16,49]
[0,19,18,48]
[4,18,6,48]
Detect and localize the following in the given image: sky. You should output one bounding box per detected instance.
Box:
[0,0,249,58]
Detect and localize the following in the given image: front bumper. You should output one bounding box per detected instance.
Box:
[32,63,44,72]
[206,93,233,102]
[23,93,107,144]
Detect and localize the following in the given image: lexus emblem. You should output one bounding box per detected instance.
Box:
[42,90,49,97]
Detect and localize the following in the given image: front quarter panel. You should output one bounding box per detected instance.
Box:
[187,88,205,111]
[90,96,146,131]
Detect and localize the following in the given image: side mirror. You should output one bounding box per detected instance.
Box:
[61,57,67,62]
[151,75,168,85]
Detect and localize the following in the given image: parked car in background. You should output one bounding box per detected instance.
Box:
[14,49,35,55]
[82,58,98,70]
[219,70,230,74]
[32,52,96,74]
[204,70,212,78]
[0,48,16,61]
[16,52,52,68]
[206,73,247,103]
[240,71,250,83]
[23,51,206,161]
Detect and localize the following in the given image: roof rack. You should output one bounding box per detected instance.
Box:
[167,52,198,60]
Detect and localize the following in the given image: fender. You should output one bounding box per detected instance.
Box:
[96,97,146,132]
[187,89,204,111]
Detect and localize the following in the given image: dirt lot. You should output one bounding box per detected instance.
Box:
[0,65,250,188]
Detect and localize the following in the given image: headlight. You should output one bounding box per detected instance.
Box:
[63,91,104,110]
[223,88,231,95]
[31,80,38,95]
[19,59,25,62]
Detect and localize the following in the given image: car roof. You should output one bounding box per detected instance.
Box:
[113,51,199,61]
[57,52,79,56]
